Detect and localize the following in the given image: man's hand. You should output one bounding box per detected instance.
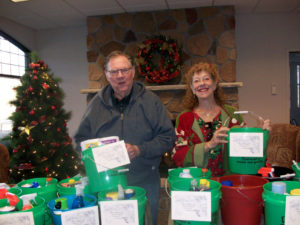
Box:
[126,143,140,160]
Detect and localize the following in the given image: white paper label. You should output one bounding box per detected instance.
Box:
[229,132,264,157]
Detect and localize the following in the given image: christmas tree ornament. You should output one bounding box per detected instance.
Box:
[42,83,50,89]
[19,124,35,136]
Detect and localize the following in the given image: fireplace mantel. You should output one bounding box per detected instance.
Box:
[80,82,243,94]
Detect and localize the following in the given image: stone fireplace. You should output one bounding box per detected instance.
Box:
[83,5,241,120]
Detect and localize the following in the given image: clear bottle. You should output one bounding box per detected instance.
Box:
[190,179,198,191]
[118,184,125,200]
[46,177,53,186]
[201,168,208,178]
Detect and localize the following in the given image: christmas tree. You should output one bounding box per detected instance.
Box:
[7,54,83,183]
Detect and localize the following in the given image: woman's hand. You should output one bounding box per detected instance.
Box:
[258,117,272,131]
[204,127,230,152]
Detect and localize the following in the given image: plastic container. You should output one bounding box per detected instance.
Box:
[16,177,58,202]
[98,186,147,225]
[81,147,128,193]
[170,179,221,225]
[263,181,300,225]
[212,174,268,225]
[168,167,212,188]
[227,127,269,174]
[0,195,46,225]
[47,194,97,225]
[57,177,94,196]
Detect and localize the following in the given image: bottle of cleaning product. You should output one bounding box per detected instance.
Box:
[190,179,198,191]
[118,184,125,200]
[72,184,84,209]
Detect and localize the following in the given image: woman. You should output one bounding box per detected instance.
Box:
[172,62,271,176]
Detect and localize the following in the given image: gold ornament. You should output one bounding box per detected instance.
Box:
[19,124,35,135]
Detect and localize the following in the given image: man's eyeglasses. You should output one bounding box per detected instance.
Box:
[107,67,132,76]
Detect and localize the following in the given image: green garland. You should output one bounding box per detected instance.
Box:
[136,35,183,83]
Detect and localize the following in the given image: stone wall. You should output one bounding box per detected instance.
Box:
[86,6,239,120]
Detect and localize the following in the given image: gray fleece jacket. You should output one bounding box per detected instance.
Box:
[74,81,176,184]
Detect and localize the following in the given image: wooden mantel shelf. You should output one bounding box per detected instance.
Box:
[80,82,243,94]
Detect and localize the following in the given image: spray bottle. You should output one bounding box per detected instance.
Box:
[72,184,84,209]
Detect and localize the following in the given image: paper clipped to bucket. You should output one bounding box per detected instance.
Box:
[100,200,139,225]
[229,132,264,157]
[0,212,35,225]
[171,191,211,222]
[80,136,119,151]
[285,196,300,225]
[92,140,130,173]
[60,205,99,225]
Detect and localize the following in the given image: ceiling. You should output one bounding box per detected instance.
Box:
[1,0,300,30]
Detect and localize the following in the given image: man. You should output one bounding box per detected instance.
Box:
[74,51,176,225]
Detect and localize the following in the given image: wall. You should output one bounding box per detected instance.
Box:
[1,12,300,138]
[36,26,88,138]
[236,13,300,124]
[0,17,36,50]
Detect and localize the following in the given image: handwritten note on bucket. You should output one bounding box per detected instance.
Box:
[171,191,211,222]
[285,196,300,225]
[99,200,139,225]
[0,212,34,225]
[92,140,130,172]
[229,132,263,157]
[61,206,99,225]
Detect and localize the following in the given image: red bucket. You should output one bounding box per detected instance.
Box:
[212,175,268,225]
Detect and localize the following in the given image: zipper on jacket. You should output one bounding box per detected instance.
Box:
[121,112,124,139]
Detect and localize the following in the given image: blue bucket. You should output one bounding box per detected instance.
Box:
[47,194,97,225]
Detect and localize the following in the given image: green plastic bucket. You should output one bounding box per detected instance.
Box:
[292,163,300,179]
[0,195,46,225]
[227,127,269,174]
[81,147,128,193]
[98,186,147,225]
[168,167,212,184]
[170,179,221,225]
[262,181,300,225]
[8,187,22,196]
[16,177,58,203]
[57,177,94,196]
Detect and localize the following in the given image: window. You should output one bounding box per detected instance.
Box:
[0,31,29,136]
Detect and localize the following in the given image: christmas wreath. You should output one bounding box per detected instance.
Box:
[136,35,183,84]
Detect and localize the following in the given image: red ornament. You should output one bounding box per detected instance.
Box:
[45,167,49,172]
[51,106,56,110]
[39,115,47,123]
[57,128,61,132]
[28,86,33,92]
[13,149,18,153]
[29,63,35,68]
[33,70,38,74]
[64,153,68,157]
[33,76,38,80]
[29,110,35,115]
[42,83,50,89]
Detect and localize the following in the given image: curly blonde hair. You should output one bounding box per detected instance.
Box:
[182,62,225,110]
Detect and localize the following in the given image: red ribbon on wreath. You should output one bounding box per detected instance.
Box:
[136,35,182,84]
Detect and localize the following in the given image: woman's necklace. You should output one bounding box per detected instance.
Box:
[195,105,219,121]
